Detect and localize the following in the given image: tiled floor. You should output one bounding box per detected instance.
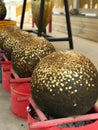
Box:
[0,23,98,130]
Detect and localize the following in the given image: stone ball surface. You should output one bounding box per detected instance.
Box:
[3,29,32,60]
[0,2,6,20]
[0,25,25,50]
[31,51,98,118]
[11,36,56,78]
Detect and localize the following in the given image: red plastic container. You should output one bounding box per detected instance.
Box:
[2,68,11,92]
[10,68,32,119]
[27,98,98,130]
[0,54,12,92]
[0,50,3,83]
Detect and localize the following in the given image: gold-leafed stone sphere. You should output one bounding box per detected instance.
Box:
[11,36,56,77]
[31,50,98,118]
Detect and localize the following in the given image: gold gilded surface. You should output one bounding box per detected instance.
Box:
[0,25,55,78]
[0,25,29,53]
[3,27,32,60]
[11,36,55,78]
[31,50,98,118]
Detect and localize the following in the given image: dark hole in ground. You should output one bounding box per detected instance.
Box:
[28,104,96,128]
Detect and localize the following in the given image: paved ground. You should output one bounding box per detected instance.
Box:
[0,30,98,130]
[0,84,27,130]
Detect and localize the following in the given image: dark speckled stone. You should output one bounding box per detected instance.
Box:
[31,50,98,118]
